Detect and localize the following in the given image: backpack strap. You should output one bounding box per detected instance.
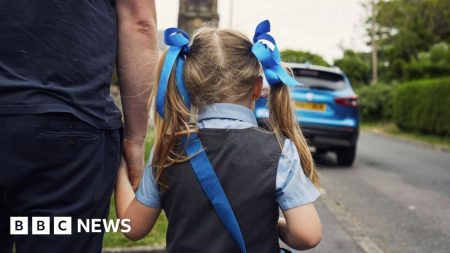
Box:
[182,133,247,253]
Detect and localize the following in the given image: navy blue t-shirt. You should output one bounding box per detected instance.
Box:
[0,0,122,129]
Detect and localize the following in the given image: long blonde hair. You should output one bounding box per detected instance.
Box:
[151,27,319,187]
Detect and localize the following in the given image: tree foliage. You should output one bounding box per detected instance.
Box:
[404,42,450,80]
[356,84,394,121]
[394,77,450,136]
[371,0,450,81]
[335,0,450,84]
[334,50,370,86]
[280,49,330,66]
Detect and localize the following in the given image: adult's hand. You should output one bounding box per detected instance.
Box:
[122,139,146,191]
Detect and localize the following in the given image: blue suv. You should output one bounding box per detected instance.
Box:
[255,63,359,166]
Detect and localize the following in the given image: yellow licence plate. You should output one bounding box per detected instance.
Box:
[295,102,327,112]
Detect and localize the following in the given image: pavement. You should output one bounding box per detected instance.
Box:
[297,131,450,253]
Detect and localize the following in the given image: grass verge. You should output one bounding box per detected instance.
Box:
[362,121,450,150]
[103,130,168,248]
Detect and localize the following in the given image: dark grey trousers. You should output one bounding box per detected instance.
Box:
[0,113,122,253]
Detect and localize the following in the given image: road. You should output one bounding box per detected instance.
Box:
[297,131,450,253]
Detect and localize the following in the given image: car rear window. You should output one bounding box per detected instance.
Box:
[292,68,346,91]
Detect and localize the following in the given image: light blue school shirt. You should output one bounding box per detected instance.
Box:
[136,103,320,211]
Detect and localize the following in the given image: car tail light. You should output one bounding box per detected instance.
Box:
[335,96,358,107]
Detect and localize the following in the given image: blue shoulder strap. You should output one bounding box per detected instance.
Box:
[182,133,247,253]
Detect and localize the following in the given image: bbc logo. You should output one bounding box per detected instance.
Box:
[10,217,72,235]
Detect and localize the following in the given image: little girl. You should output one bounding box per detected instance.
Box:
[115,21,322,253]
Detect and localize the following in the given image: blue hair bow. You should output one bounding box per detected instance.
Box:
[252,20,300,87]
[156,28,191,118]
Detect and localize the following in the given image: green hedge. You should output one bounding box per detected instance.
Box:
[356,84,394,121]
[393,78,450,136]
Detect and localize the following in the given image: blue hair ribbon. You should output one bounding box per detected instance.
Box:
[251,20,300,87]
[156,28,191,117]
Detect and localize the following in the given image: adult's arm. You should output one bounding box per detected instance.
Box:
[116,0,158,190]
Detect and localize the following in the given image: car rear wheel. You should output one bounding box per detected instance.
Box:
[336,146,356,166]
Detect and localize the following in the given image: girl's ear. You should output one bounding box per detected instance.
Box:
[251,76,264,100]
